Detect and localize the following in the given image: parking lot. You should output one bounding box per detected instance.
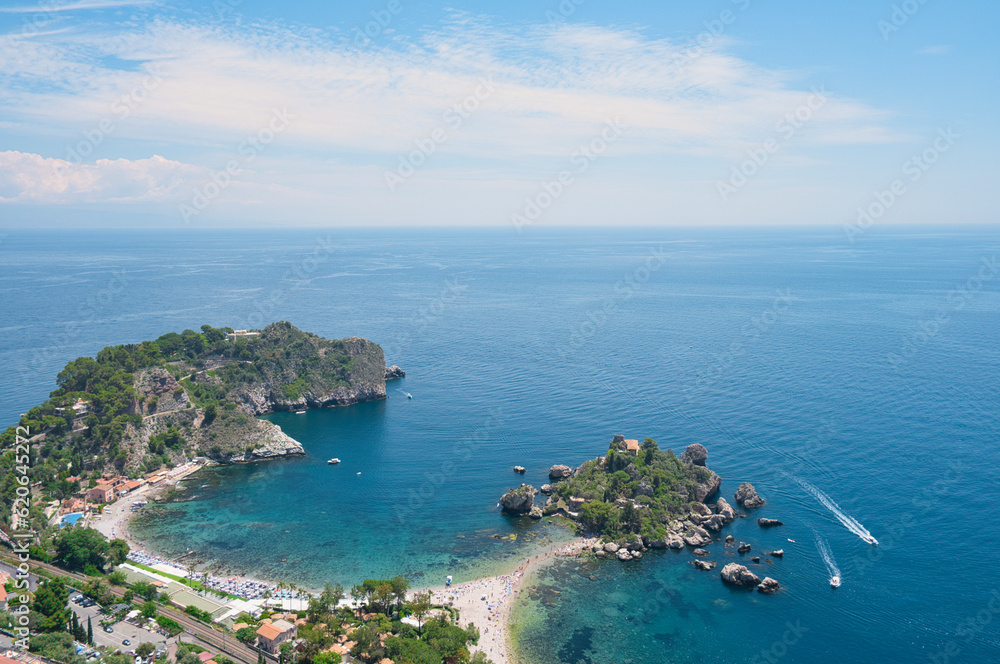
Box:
[68,594,169,655]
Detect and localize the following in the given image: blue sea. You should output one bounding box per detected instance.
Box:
[2,227,999,664]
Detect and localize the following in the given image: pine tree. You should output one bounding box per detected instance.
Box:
[87,616,94,644]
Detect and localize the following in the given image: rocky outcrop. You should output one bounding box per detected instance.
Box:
[384,365,405,380]
[720,563,760,587]
[757,577,780,594]
[692,548,709,557]
[725,535,735,545]
[528,507,543,519]
[751,556,760,563]
[684,527,713,547]
[701,514,728,532]
[513,466,526,474]
[757,518,783,527]
[734,482,765,508]
[540,484,552,495]
[768,549,784,558]
[499,484,536,514]
[668,535,685,550]
[603,542,620,553]
[737,542,752,554]
[715,497,737,522]
[694,471,722,502]
[691,502,712,516]
[680,443,708,466]
[693,560,716,571]
[548,465,572,480]
[218,419,305,463]
[617,549,635,561]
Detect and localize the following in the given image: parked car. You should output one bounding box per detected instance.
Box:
[123,640,131,646]
[103,626,114,634]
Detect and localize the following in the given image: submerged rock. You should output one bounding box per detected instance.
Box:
[757,518,783,527]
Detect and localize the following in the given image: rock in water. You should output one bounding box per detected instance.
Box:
[499,484,535,514]
[737,542,752,553]
[693,548,709,557]
[715,497,737,522]
[693,560,714,571]
[683,527,713,547]
[724,535,735,545]
[616,549,633,561]
[384,365,406,380]
[548,464,572,480]
[528,507,543,519]
[603,542,620,553]
[680,443,708,466]
[720,563,761,587]
[757,518,783,527]
[513,466,526,474]
[751,556,761,564]
[734,482,765,508]
[757,577,780,594]
[768,549,784,558]
[540,484,552,495]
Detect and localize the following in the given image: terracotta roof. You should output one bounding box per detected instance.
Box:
[0,586,7,601]
[197,652,215,662]
[233,623,249,630]
[257,624,282,640]
[624,439,640,451]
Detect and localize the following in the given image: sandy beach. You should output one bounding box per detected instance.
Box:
[416,537,598,664]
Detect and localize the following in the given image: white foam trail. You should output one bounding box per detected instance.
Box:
[814,532,841,580]
[792,476,874,543]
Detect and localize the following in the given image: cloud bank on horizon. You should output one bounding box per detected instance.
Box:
[0,1,994,227]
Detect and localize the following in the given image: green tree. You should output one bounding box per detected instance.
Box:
[278,641,296,664]
[32,577,70,632]
[136,642,156,658]
[87,615,94,644]
[408,590,433,634]
[175,646,202,664]
[29,632,84,664]
[235,627,258,645]
[53,527,111,572]
[140,600,157,619]
[108,538,130,565]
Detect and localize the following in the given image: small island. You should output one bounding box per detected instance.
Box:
[500,435,781,593]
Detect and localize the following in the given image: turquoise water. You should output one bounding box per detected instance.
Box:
[2,227,999,663]
[60,512,84,527]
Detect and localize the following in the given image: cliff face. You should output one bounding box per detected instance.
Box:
[225,323,388,415]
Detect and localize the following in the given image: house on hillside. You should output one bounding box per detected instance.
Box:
[624,439,640,455]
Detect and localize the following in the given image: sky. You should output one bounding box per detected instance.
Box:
[0,0,996,228]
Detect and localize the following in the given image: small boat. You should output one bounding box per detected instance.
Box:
[787,539,796,543]
[327,458,340,465]
[864,535,878,546]
[405,392,412,399]
[830,575,841,588]
[295,410,306,414]
[356,472,361,475]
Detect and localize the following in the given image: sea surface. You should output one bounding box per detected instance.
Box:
[1,227,999,663]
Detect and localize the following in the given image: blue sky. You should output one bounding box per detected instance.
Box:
[0,0,996,228]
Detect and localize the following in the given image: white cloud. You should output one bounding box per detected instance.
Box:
[0,0,154,14]
[0,151,203,203]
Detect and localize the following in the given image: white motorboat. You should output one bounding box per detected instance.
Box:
[328,458,340,464]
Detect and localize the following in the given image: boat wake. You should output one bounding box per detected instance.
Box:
[792,476,876,545]
[396,388,413,399]
[814,532,841,587]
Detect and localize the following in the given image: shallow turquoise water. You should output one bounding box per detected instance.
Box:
[2,227,999,663]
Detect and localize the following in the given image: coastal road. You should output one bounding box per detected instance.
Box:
[0,553,269,664]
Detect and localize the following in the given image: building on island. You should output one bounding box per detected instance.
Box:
[226,330,261,340]
[624,439,640,455]
[256,619,298,654]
